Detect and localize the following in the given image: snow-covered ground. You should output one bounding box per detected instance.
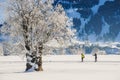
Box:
[0,55,120,80]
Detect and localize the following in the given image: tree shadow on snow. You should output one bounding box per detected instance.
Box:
[0,71,36,74]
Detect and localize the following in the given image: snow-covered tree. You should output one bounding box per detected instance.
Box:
[2,42,12,56]
[0,45,3,56]
[91,47,99,55]
[4,0,72,71]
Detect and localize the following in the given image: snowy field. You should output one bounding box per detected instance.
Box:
[0,55,120,80]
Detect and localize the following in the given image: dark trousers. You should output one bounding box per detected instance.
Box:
[81,58,84,62]
[95,57,97,62]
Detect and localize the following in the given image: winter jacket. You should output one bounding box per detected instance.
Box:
[81,53,85,58]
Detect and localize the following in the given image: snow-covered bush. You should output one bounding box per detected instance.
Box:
[97,50,106,55]
[91,48,99,55]
[91,47,106,55]
[0,45,3,56]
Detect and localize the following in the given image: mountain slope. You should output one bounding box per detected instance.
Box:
[54,0,120,42]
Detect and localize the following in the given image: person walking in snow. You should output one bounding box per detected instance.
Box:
[94,53,97,62]
[81,53,85,62]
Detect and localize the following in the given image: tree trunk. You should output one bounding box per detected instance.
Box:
[37,42,43,71]
[22,20,44,71]
[22,21,35,72]
[37,56,43,71]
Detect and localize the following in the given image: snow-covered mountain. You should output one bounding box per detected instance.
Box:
[54,0,120,42]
